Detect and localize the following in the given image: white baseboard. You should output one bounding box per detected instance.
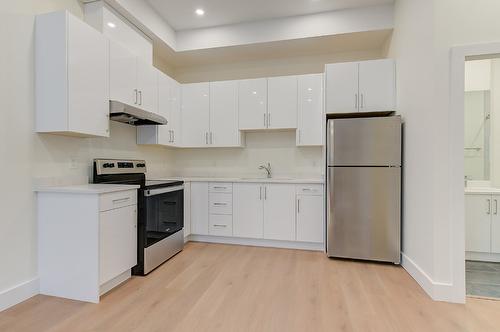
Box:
[401,253,462,303]
[466,251,500,262]
[188,235,324,251]
[0,278,39,312]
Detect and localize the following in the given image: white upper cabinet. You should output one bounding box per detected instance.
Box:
[325,62,359,114]
[136,60,158,114]
[35,11,109,137]
[263,184,296,241]
[297,74,324,146]
[210,81,242,147]
[238,78,268,130]
[233,183,264,239]
[325,59,396,114]
[181,83,210,147]
[267,76,298,129]
[109,40,137,106]
[358,59,396,112]
[170,81,182,146]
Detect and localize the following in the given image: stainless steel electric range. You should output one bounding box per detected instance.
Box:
[93,159,184,275]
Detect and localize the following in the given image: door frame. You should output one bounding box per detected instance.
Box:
[450,42,500,303]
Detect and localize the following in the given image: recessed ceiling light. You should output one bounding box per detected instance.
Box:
[195,8,205,16]
[107,22,116,28]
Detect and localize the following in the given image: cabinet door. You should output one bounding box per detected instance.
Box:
[190,182,209,235]
[325,62,359,114]
[136,59,158,114]
[210,80,241,146]
[358,59,396,112]
[297,74,324,146]
[238,78,268,130]
[99,204,137,284]
[109,40,137,106]
[183,182,191,237]
[267,76,297,129]
[170,81,182,146]
[263,184,296,241]
[465,194,491,252]
[491,195,500,253]
[296,195,324,243]
[67,14,109,137]
[233,183,264,238]
[182,83,210,147]
[157,73,173,145]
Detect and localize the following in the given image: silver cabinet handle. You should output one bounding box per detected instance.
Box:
[297,199,300,213]
[495,199,498,215]
[268,113,271,128]
[134,89,138,104]
[112,197,130,204]
[259,186,262,200]
[213,186,227,189]
[213,224,227,228]
[264,113,267,127]
[264,186,267,200]
[361,93,364,109]
[487,199,491,215]
[213,202,227,206]
[210,132,213,145]
[172,130,175,143]
[169,130,172,143]
[138,90,143,105]
[205,132,208,144]
[355,93,358,109]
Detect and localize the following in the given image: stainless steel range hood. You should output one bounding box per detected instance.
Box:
[109,100,167,126]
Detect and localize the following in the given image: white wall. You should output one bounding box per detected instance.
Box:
[0,0,174,306]
[388,0,500,302]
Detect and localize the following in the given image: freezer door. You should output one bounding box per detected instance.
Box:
[327,166,401,263]
[327,116,401,166]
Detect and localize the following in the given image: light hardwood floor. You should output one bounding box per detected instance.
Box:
[1,242,500,332]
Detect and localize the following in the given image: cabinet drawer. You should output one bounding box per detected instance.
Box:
[296,184,323,196]
[209,182,233,193]
[209,214,233,236]
[100,190,137,212]
[209,193,233,215]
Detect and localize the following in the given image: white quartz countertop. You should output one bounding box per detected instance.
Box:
[35,184,140,194]
[465,187,500,194]
[156,176,324,184]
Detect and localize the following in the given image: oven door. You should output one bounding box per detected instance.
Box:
[144,185,184,247]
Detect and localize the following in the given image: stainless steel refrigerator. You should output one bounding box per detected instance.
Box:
[326,115,401,264]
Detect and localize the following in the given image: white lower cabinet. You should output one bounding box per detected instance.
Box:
[190,182,209,235]
[296,190,324,243]
[209,214,233,236]
[465,193,500,255]
[263,184,296,241]
[233,183,264,238]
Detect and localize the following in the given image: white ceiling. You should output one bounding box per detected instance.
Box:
[146,0,394,31]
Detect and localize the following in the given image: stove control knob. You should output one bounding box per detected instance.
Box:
[103,163,115,168]
[136,163,146,168]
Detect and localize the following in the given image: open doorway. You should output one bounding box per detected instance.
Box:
[464,56,500,299]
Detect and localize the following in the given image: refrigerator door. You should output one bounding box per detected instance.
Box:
[327,166,401,263]
[327,116,401,166]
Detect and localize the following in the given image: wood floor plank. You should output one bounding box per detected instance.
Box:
[2,242,500,332]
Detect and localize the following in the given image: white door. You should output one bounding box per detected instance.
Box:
[67,15,109,137]
[263,184,296,241]
[296,195,324,243]
[465,194,491,252]
[136,59,158,114]
[358,59,396,112]
[182,83,210,147]
[491,195,500,253]
[190,182,209,235]
[297,74,324,146]
[233,183,264,238]
[267,76,297,129]
[238,78,268,130]
[170,81,182,146]
[109,40,137,106]
[210,80,240,146]
[99,205,137,284]
[325,62,359,114]
[157,73,172,145]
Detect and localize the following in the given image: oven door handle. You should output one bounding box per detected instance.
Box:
[144,185,184,197]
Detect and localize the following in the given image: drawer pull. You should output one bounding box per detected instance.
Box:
[213,224,227,228]
[213,202,228,206]
[112,197,130,204]
[213,186,227,189]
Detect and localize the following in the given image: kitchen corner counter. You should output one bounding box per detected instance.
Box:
[156,177,324,184]
[34,184,140,194]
